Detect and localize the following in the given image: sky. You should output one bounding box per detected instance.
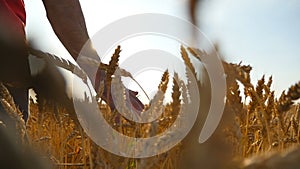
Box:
[199,0,300,96]
[24,0,300,98]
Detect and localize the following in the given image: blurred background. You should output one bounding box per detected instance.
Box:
[25,0,300,97]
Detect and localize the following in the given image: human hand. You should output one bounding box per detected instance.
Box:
[77,46,144,114]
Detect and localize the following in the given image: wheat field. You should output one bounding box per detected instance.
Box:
[1,46,300,169]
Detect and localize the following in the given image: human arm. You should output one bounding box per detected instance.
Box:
[42,0,101,87]
[42,0,98,61]
[42,0,144,112]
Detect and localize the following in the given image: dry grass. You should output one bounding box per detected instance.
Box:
[222,61,300,158]
[1,46,300,168]
[26,88,183,169]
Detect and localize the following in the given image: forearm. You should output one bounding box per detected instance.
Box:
[42,0,96,60]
